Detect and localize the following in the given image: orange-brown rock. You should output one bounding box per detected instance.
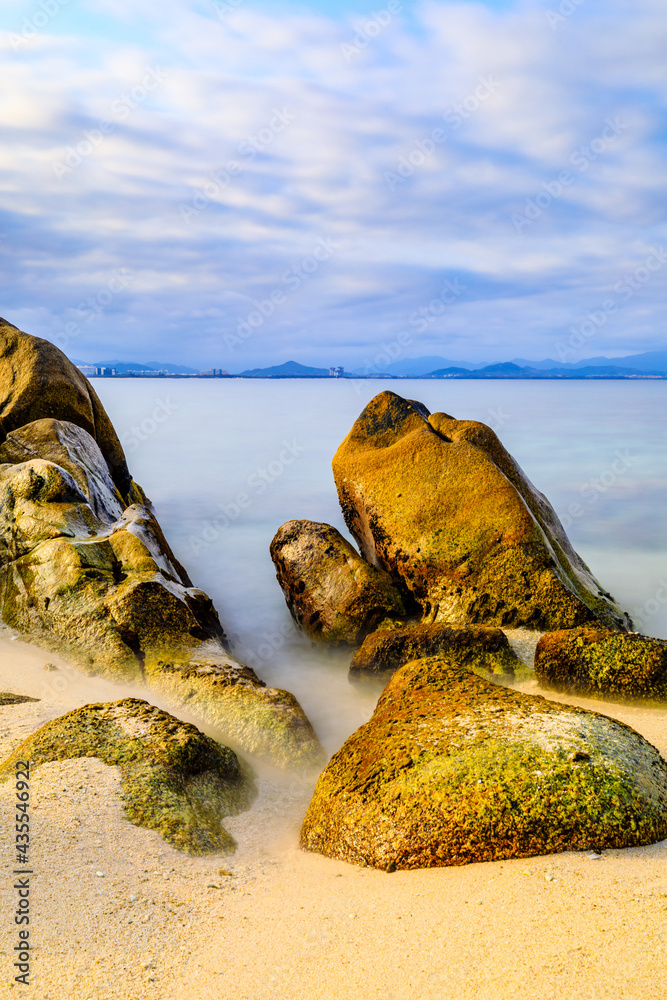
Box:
[270,520,407,645]
[535,626,667,701]
[301,656,667,870]
[349,622,519,682]
[332,391,630,632]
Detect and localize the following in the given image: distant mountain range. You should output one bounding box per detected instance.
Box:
[69,351,667,379]
[373,350,667,377]
[425,361,666,380]
[236,354,667,379]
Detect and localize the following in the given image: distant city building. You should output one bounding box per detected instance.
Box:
[76,365,97,377]
[199,368,229,377]
[96,367,116,377]
[329,366,344,378]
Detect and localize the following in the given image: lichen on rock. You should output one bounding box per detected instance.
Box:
[0,318,136,502]
[349,622,520,683]
[301,656,667,870]
[0,698,256,854]
[270,519,407,645]
[535,626,667,701]
[0,318,323,771]
[332,391,631,632]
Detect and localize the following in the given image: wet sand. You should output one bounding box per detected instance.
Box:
[0,629,666,999]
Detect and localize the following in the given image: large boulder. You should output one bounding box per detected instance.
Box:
[332,391,630,632]
[0,321,323,771]
[301,656,667,870]
[0,698,255,854]
[0,417,128,522]
[270,520,407,645]
[535,626,667,701]
[349,622,520,682]
[0,318,135,501]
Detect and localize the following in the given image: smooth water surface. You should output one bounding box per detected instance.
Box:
[94,378,667,752]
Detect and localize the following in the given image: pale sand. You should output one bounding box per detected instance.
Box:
[0,628,666,1000]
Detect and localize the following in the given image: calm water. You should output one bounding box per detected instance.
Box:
[94,378,667,753]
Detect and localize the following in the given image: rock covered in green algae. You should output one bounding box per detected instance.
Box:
[535,626,667,701]
[301,657,667,870]
[0,443,226,684]
[349,622,520,682]
[332,391,631,632]
[270,520,407,645]
[0,698,256,854]
[0,322,324,771]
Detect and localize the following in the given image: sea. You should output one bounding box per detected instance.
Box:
[93,378,667,755]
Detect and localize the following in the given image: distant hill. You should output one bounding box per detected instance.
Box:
[570,350,667,372]
[237,360,330,378]
[366,356,479,376]
[511,351,667,372]
[427,362,530,378]
[425,362,665,380]
[425,366,477,377]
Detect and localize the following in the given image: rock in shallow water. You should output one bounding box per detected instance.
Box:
[332,391,630,632]
[270,519,407,645]
[349,621,520,682]
[0,698,255,854]
[301,656,667,870]
[0,319,323,771]
[535,626,667,701]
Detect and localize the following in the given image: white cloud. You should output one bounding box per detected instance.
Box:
[0,0,665,368]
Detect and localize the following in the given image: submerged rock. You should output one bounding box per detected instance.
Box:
[270,520,407,645]
[332,391,630,632]
[535,626,667,701]
[145,657,323,771]
[349,622,520,682]
[0,698,255,854]
[0,320,323,770]
[301,656,667,870]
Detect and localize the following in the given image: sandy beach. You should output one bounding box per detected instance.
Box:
[0,628,665,1000]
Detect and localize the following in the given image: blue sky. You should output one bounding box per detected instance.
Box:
[0,0,665,371]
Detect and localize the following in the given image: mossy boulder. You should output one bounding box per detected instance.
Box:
[301,656,667,870]
[0,318,135,502]
[332,391,630,632]
[0,698,256,854]
[270,520,407,645]
[0,324,323,771]
[535,626,667,701]
[0,448,226,684]
[349,622,520,683]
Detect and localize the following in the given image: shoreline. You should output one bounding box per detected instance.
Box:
[0,631,666,998]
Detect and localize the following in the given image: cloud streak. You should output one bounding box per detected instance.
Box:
[0,0,665,369]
